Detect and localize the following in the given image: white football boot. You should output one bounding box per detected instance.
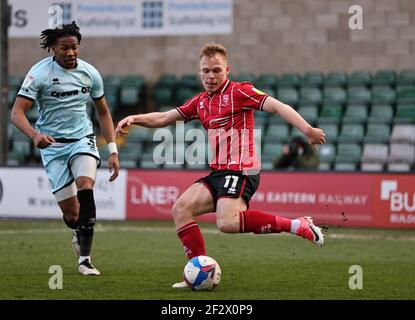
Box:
[78,258,101,276]
[172,281,188,289]
[296,216,325,247]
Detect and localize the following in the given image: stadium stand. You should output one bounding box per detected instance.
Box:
[364,124,391,144]
[390,125,415,144]
[335,143,362,163]
[277,88,299,107]
[347,86,372,105]
[360,144,389,172]
[367,104,393,124]
[256,74,278,89]
[317,123,339,143]
[388,143,415,165]
[397,70,415,86]
[235,73,256,83]
[318,103,343,124]
[396,85,415,104]
[338,124,365,143]
[372,70,396,87]
[324,72,347,88]
[348,71,371,88]
[317,143,336,165]
[297,105,319,125]
[278,73,300,89]
[299,87,323,105]
[323,87,347,104]
[342,105,368,124]
[265,123,290,143]
[394,104,415,124]
[7,70,415,172]
[300,72,324,88]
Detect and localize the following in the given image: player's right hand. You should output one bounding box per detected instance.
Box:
[304,127,326,152]
[115,115,136,138]
[108,153,120,182]
[33,133,55,149]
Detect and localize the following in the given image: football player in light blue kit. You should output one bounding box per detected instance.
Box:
[11,21,120,276]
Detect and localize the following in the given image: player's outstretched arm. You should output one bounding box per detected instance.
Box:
[262,96,325,151]
[115,109,184,138]
[94,97,120,182]
[11,97,56,149]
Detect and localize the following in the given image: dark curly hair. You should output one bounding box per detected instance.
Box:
[40,20,82,52]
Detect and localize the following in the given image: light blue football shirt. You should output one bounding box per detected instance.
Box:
[18,57,104,139]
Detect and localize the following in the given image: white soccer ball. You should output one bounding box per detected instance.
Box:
[183,255,221,291]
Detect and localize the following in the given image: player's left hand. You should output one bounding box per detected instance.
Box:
[305,127,326,152]
[108,153,120,182]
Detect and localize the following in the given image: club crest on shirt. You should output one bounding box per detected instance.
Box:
[81,75,92,86]
[22,75,35,89]
[222,94,229,106]
[199,101,204,109]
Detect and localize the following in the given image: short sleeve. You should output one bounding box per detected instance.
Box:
[236,82,269,111]
[176,94,201,122]
[88,66,104,99]
[18,68,43,101]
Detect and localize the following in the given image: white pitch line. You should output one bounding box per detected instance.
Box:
[0,225,414,241]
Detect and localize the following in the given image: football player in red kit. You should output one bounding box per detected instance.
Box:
[116,43,326,288]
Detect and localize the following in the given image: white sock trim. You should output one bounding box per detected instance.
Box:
[291,219,301,234]
[79,256,91,264]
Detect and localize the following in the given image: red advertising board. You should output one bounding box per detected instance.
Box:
[250,172,374,227]
[127,170,214,221]
[372,175,415,228]
[126,170,415,229]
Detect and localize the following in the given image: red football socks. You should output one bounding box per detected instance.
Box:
[177,221,206,259]
[177,212,294,259]
[239,210,292,234]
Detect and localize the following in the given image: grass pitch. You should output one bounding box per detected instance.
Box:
[0,219,414,300]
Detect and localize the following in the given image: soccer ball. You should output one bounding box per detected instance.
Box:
[183,255,221,291]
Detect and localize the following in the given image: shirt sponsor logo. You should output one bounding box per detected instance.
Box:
[51,86,91,98]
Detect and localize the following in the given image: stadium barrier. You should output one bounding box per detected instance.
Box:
[127,170,415,229]
[0,167,127,220]
[1,168,414,229]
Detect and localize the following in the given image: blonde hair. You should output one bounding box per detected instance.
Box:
[199,42,227,61]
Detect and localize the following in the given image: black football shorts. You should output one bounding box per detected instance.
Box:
[197,170,260,207]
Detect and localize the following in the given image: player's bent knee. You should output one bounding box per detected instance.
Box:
[216,219,239,234]
[172,200,188,219]
[171,201,180,219]
[58,195,79,219]
[216,210,240,233]
[217,222,237,233]
[62,206,79,218]
[172,201,197,227]
[75,176,95,190]
[63,214,78,228]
